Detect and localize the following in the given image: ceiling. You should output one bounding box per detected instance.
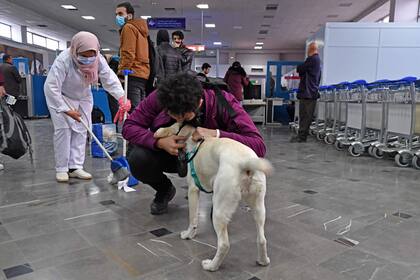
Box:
[1,0,387,52]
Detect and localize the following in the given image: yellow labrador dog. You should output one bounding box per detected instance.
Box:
[154,122,272,271]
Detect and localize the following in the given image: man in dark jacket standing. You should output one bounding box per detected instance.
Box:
[171,31,194,71]
[0,55,22,98]
[155,30,182,84]
[115,2,150,111]
[122,72,266,215]
[291,42,321,143]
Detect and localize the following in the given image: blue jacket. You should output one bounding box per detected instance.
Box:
[297,54,321,100]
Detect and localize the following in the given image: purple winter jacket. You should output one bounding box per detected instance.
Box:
[122,89,266,157]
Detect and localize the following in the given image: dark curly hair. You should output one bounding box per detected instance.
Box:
[157,72,203,115]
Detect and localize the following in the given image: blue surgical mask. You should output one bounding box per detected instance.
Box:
[77,55,97,65]
[115,15,126,27]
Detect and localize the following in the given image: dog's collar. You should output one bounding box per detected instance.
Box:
[186,140,212,194]
[187,139,204,163]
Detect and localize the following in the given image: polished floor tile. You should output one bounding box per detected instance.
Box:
[1,120,420,279]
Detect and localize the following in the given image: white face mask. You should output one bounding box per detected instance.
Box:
[77,55,97,65]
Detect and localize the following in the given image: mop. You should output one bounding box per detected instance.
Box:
[110,69,138,192]
[61,97,131,184]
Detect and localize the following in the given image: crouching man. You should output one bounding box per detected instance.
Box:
[122,72,266,215]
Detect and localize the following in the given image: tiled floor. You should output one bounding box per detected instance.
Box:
[1,119,420,279]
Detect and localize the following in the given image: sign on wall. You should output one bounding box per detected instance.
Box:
[147,18,186,29]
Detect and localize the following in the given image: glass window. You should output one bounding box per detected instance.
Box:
[0,22,12,39]
[32,33,46,47]
[27,32,33,44]
[46,38,59,50]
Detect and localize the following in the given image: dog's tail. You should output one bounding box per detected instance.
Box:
[240,158,273,176]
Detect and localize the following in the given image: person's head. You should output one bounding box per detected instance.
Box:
[157,30,170,46]
[70,31,100,84]
[115,2,135,28]
[232,61,241,68]
[307,42,318,56]
[171,30,184,48]
[3,54,12,64]
[157,72,203,123]
[201,63,211,75]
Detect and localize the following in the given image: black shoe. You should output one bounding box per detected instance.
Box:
[150,185,176,215]
[290,136,307,143]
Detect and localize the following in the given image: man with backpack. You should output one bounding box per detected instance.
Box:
[122,72,266,215]
[115,2,150,111]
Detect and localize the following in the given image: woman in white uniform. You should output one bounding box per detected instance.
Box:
[45,31,129,182]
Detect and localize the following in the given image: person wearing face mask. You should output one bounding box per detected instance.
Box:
[44,31,130,183]
[115,2,150,111]
[171,30,194,72]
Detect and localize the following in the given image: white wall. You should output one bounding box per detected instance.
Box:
[313,22,420,85]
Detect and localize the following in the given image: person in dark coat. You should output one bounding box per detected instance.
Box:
[290,42,321,142]
[155,30,183,84]
[0,55,22,97]
[223,61,249,102]
[171,30,194,71]
[197,63,211,82]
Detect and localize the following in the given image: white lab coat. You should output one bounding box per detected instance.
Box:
[44,49,124,172]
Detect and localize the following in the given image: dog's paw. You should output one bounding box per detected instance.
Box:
[257,257,270,266]
[202,259,218,271]
[180,227,197,240]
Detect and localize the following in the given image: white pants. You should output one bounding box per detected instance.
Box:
[54,128,87,172]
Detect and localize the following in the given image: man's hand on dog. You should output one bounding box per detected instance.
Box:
[156,135,187,156]
[192,127,217,141]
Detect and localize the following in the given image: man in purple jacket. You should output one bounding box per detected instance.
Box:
[122,72,266,215]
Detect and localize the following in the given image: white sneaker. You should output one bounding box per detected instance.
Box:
[56,172,69,182]
[69,169,92,180]
[0,163,4,171]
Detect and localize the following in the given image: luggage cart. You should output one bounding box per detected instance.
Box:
[315,86,335,141]
[324,83,349,145]
[374,77,419,167]
[334,80,368,156]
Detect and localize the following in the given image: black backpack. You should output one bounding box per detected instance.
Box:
[0,100,33,160]
[145,36,157,95]
[198,76,237,119]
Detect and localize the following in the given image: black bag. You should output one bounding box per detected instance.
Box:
[91,106,105,124]
[145,36,157,95]
[0,100,33,160]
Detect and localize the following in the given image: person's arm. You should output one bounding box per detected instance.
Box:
[0,70,5,97]
[223,70,230,83]
[98,55,124,100]
[11,66,22,84]
[218,91,266,157]
[297,56,315,74]
[118,25,137,75]
[122,91,162,149]
[43,55,70,113]
[242,76,250,86]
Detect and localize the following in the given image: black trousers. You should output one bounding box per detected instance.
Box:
[127,77,147,113]
[127,145,178,201]
[298,99,317,140]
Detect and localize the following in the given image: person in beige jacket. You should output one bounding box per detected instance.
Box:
[115,2,150,111]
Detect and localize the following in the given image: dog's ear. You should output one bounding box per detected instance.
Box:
[154,122,182,139]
